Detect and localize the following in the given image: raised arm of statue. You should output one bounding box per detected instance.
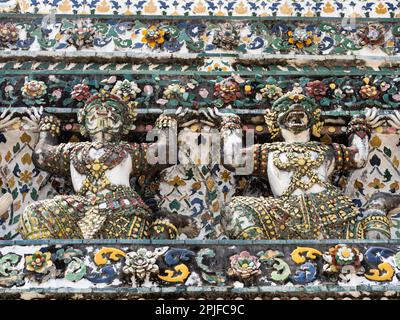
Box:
[23,107,72,176]
[216,108,270,176]
[332,107,384,171]
[0,193,12,220]
[202,107,251,172]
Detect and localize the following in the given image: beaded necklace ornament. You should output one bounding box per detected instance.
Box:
[269,142,331,197]
[71,142,130,194]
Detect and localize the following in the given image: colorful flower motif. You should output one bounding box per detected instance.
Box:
[323,244,363,273]
[220,170,231,182]
[332,88,345,99]
[214,78,242,104]
[122,248,160,280]
[342,84,354,96]
[227,251,261,280]
[141,26,166,48]
[143,85,154,96]
[392,93,400,102]
[206,62,230,72]
[260,84,283,100]
[4,84,14,97]
[71,83,92,101]
[21,80,47,99]
[111,80,141,101]
[305,80,327,100]
[287,28,318,49]
[368,178,385,189]
[25,251,53,273]
[212,28,240,50]
[66,26,96,49]
[20,170,32,183]
[359,85,380,99]
[358,23,386,46]
[379,81,391,92]
[168,176,186,187]
[163,84,186,99]
[0,23,19,47]
[51,89,63,101]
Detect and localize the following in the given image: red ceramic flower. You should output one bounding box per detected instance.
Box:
[305,80,327,100]
[214,79,242,104]
[71,84,92,101]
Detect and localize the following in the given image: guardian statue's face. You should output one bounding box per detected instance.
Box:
[277,103,311,134]
[265,88,322,140]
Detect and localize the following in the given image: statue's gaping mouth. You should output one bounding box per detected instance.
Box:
[284,110,309,131]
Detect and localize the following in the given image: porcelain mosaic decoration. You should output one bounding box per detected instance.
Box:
[1,18,400,56]
[1,0,399,17]
[0,241,398,298]
[0,0,399,299]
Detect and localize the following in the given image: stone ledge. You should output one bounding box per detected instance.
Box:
[0,240,398,299]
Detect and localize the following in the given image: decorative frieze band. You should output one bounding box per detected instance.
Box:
[2,0,400,18]
[0,240,398,298]
[0,72,399,113]
[0,16,400,57]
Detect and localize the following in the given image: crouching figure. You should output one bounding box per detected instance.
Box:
[221,85,392,240]
[19,92,197,240]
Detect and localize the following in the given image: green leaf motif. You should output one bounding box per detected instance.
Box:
[169,199,181,211]
[11,188,18,200]
[30,188,39,201]
[384,147,392,158]
[12,215,20,225]
[13,143,20,154]
[383,169,392,182]
[271,258,291,282]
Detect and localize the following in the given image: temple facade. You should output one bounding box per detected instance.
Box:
[0,0,399,299]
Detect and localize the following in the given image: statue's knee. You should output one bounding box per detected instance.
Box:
[19,201,48,237]
[222,198,264,239]
[25,201,38,214]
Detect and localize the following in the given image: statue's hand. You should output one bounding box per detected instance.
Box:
[0,108,19,131]
[387,110,400,129]
[174,106,198,127]
[204,107,243,166]
[204,106,235,124]
[223,131,243,167]
[0,193,13,217]
[21,106,43,132]
[365,107,385,128]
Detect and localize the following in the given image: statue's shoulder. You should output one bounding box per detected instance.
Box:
[267,142,287,151]
[122,141,142,150]
[58,141,92,156]
[64,141,87,149]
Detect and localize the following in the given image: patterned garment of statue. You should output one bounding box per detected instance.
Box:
[20,141,153,239]
[220,86,392,240]
[226,142,362,240]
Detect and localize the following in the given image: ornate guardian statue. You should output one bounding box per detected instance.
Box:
[18,91,196,240]
[221,85,392,240]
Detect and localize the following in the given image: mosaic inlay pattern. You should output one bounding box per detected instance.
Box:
[2,0,400,18]
[0,242,398,293]
[0,18,399,56]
